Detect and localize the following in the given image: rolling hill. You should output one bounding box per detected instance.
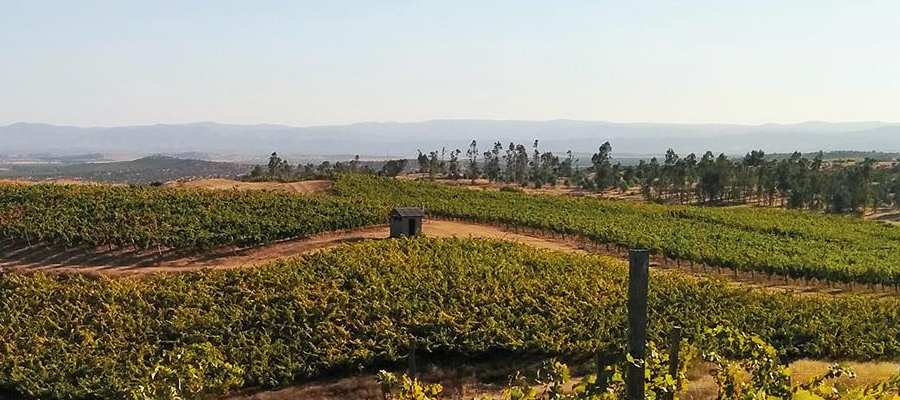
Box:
[0,155,248,184]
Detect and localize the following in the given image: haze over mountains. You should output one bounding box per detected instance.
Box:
[3,120,899,159]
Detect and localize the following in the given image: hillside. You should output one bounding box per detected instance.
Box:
[2,174,899,285]
[0,155,248,184]
[766,150,900,161]
[3,176,900,399]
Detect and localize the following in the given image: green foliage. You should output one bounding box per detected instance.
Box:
[4,238,900,398]
[687,327,900,399]
[382,159,409,177]
[0,183,382,249]
[797,373,900,400]
[378,371,443,400]
[699,326,792,399]
[623,148,899,214]
[7,174,896,286]
[382,330,900,400]
[0,155,247,184]
[333,174,900,286]
[131,343,244,400]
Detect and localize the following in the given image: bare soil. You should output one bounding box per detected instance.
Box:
[0,220,582,276]
[2,218,895,298]
[222,357,539,400]
[867,208,900,225]
[165,178,334,194]
[222,358,900,400]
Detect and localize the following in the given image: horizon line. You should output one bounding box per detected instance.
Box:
[4,118,900,130]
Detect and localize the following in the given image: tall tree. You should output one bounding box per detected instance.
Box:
[483,142,503,182]
[267,152,283,176]
[592,141,614,190]
[416,150,429,173]
[380,159,408,177]
[465,140,480,183]
[447,149,462,179]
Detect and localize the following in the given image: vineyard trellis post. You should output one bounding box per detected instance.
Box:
[627,249,650,400]
[663,326,683,400]
[407,340,417,377]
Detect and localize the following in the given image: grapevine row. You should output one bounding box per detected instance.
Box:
[3,176,899,286]
[0,183,381,250]
[3,238,900,399]
[334,175,900,286]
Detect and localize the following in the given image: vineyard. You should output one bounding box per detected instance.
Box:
[3,176,900,286]
[3,238,900,399]
[333,175,900,286]
[0,183,381,249]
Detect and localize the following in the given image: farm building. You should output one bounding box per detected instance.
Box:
[390,207,424,238]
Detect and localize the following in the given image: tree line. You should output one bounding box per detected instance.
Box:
[415,140,900,214]
[247,152,409,181]
[250,143,899,215]
[629,149,900,213]
[416,140,580,187]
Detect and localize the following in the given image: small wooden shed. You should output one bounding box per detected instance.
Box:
[390,207,424,238]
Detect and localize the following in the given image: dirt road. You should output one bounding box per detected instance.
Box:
[0,220,583,276]
[2,218,896,298]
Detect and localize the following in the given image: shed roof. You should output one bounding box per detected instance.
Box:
[391,207,425,217]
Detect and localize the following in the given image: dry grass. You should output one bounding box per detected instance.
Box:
[165,178,333,194]
[680,359,900,399]
[683,362,721,400]
[790,359,900,388]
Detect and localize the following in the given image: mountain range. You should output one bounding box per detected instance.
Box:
[2,120,899,159]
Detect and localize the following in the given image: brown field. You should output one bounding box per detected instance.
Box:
[165,178,334,193]
[426,176,642,199]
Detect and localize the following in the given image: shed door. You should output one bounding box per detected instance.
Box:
[408,218,417,235]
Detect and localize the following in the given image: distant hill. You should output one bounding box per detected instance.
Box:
[2,120,899,157]
[766,150,900,162]
[0,155,248,184]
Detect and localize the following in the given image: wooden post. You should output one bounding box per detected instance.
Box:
[627,249,650,400]
[663,326,683,400]
[595,352,615,392]
[408,341,417,377]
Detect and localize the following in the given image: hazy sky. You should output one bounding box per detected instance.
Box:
[2,0,899,126]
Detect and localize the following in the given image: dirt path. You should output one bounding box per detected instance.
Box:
[1,218,896,298]
[0,220,584,276]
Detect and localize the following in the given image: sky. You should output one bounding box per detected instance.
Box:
[2,0,900,127]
